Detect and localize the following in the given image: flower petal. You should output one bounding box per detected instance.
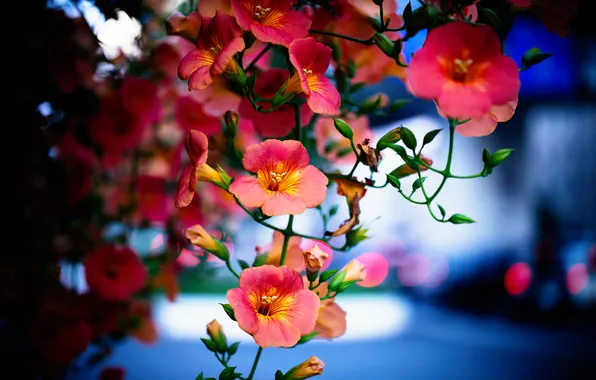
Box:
[211,36,245,75]
[185,130,209,165]
[226,288,259,334]
[284,289,321,335]
[278,266,307,293]
[437,82,491,119]
[175,165,195,208]
[238,265,284,292]
[242,140,309,173]
[178,49,214,80]
[250,10,311,47]
[229,176,268,208]
[314,301,347,339]
[306,75,340,115]
[481,55,520,106]
[261,192,306,216]
[292,165,328,208]
[188,65,214,90]
[253,315,301,348]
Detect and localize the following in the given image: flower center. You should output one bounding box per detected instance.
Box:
[452,58,473,82]
[257,294,278,316]
[254,5,271,19]
[210,45,222,54]
[104,266,119,280]
[302,68,313,75]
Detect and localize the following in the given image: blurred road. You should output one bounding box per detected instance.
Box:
[67,294,596,380]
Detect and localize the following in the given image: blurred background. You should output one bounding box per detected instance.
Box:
[7,0,596,379]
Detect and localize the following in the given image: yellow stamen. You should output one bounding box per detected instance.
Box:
[254,5,272,19]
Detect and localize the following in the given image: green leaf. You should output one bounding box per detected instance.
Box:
[349,82,366,93]
[487,148,514,167]
[333,118,354,140]
[479,6,503,36]
[219,366,240,380]
[206,378,217,380]
[337,279,358,292]
[387,143,408,158]
[328,204,339,217]
[220,303,236,321]
[295,331,319,345]
[402,1,412,22]
[412,177,426,193]
[385,174,401,190]
[422,129,442,146]
[438,204,446,219]
[195,373,204,380]
[201,338,217,352]
[388,99,410,113]
[227,342,240,356]
[521,48,551,71]
[400,126,417,150]
[252,252,268,267]
[447,213,476,224]
[482,148,491,166]
[319,269,339,283]
[237,259,250,270]
[275,370,284,380]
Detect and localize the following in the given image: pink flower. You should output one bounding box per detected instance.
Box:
[231,0,311,47]
[55,133,99,206]
[190,76,242,117]
[120,76,162,127]
[304,281,346,340]
[198,0,232,17]
[229,139,328,216]
[137,175,172,225]
[355,252,389,288]
[285,37,340,115]
[83,245,148,301]
[314,114,373,165]
[239,68,313,137]
[226,265,320,347]
[242,40,274,71]
[153,36,195,79]
[178,11,245,90]
[437,97,519,137]
[407,21,520,120]
[175,95,221,135]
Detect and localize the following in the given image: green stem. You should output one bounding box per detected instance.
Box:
[309,29,374,45]
[279,215,294,266]
[347,159,359,177]
[215,352,229,368]
[225,260,240,279]
[247,347,263,380]
[428,119,457,202]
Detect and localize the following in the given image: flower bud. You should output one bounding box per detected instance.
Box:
[361,93,389,111]
[340,259,367,283]
[284,356,325,379]
[196,164,226,187]
[185,225,230,261]
[373,33,396,58]
[389,155,433,179]
[303,245,329,275]
[206,319,227,353]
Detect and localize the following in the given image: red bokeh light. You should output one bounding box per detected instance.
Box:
[504,262,532,296]
[355,252,389,287]
[566,263,589,295]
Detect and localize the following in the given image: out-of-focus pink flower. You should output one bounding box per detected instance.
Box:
[227,265,320,347]
[231,0,311,47]
[257,230,304,271]
[178,11,245,90]
[437,97,519,137]
[285,37,340,115]
[314,114,373,165]
[152,262,180,302]
[355,252,389,287]
[189,76,242,117]
[120,76,162,127]
[175,95,221,135]
[302,280,346,340]
[153,36,196,79]
[55,133,99,206]
[198,0,232,16]
[83,245,148,301]
[127,300,158,344]
[166,11,201,40]
[136,175,172,225]
[408,21,520,120]
[239,68,313,137]
[242,40,274,71]
[229,139,328,216]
